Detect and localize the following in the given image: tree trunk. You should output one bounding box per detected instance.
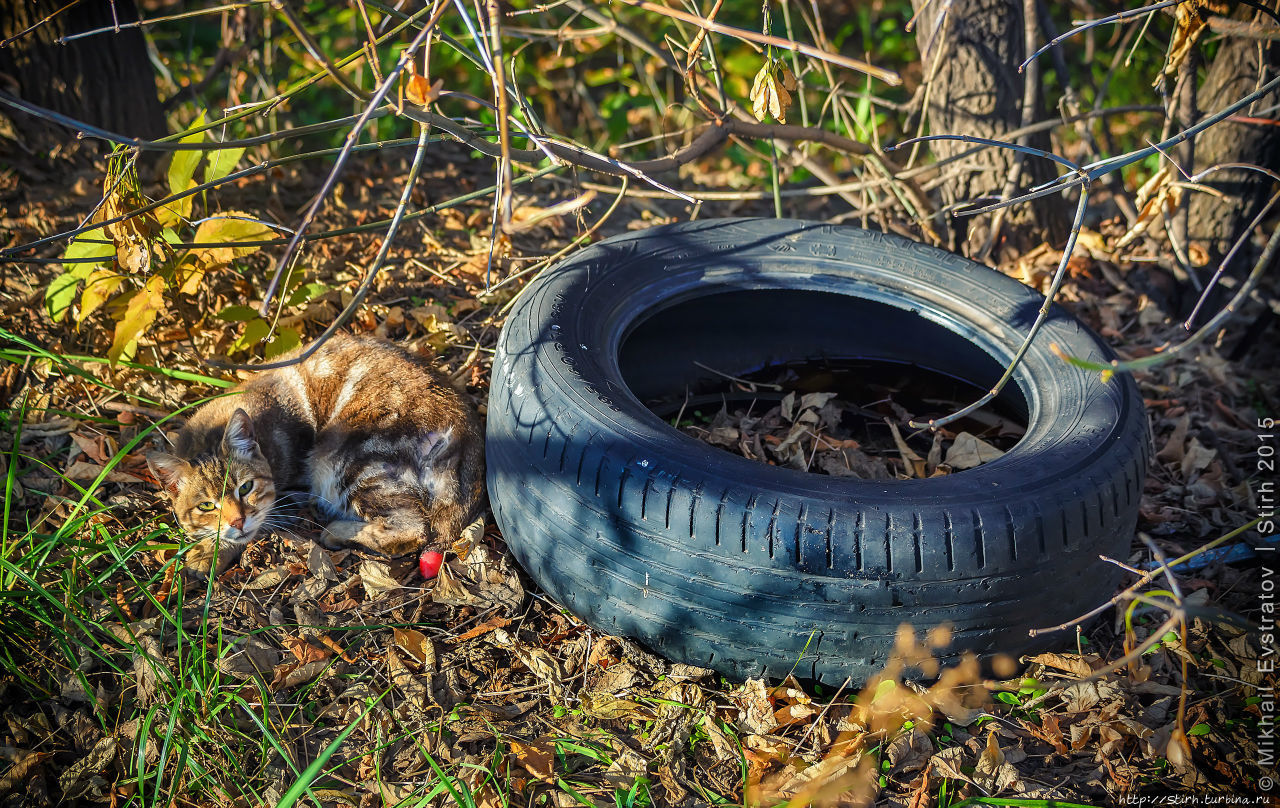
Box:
[1187,2,1280,263]
[910,0,1066,257]
[0,0,165,140]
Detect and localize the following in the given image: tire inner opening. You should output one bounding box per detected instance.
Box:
[618,289,1030,477]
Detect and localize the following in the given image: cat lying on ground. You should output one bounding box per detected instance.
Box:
[147,333,485,575]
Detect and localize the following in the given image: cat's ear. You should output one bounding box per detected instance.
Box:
[222,409,261,458]
[147,452,189,495]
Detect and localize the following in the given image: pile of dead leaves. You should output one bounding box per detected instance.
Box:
[681,388,1017,479]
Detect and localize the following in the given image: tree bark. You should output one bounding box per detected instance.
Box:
[0,0,165,140]
[910,0,1067,256]
[1187,2,1280,263]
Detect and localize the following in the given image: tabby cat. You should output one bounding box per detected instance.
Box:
[147,334,484,574]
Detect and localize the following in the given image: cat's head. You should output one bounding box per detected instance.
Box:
[147,409,276,547]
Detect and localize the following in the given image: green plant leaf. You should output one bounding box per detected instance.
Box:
[203,146,247,185]
[63,237,117,266]
[230,317,271,354]
[287,282,329,306]
[216,305,260,322]
[45,272,81,322]
[264,327,302,359]
[167,113,207,196]
[1187,723,1212,736]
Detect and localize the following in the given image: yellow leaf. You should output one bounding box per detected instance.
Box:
[192,214,274,265]
[77,268,126,326]
[173,254,206,296]
[157,178,196,228]
[109,275,166,364]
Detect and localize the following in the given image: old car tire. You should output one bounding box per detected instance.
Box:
[486,218,1149,683]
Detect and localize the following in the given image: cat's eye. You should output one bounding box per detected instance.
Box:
[196,501,217,512]
[238,480,254,497]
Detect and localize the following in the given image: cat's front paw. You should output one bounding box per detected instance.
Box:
[183,540,243,578]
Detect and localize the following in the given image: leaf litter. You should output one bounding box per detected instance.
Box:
[666,360,1023,479]
[1,139,1276,806]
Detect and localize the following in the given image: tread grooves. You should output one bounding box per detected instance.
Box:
[715,488,729,547]
[1036,508,1046,556]
[943,511,955,572]
[742,494,757,554]
[973,508,986,569]
[1061,508,1071,549]
[689,482,702,538]
[767,500,780,559]
[639,475,647,519]
[542,427,552,459]
[618,468,631,510]
[854,510,864,571]
[826,509,835,569]
[796,504,808,566]
[594,455,607,498]
[665,484,674,530]
[1005,506,1017,562]
[574,437,591,487]
[883,513,892,574]
[912,513,924,573]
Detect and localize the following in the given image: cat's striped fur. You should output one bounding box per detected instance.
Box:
[148,334,484,574]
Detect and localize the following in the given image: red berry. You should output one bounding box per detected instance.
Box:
[419,550,444,579]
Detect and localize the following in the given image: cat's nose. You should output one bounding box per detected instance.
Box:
[230,515,245,530]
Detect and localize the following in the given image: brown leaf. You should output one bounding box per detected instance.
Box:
[510,738,557,783]
[886,420,925,478]
[406,74,442,106]
[750,62,792,123]
[455,614,512,642]
[580,691,647,720]
[393,627,436,668]
[387,646,429,710]
[885,727,933,775]
[1025,713,1070,755]
[1026,652,1097,679]
[733,678,779,735]
[57,736,118,801]
[358,559,402,598]
[0,749,47,796]
[943,432,1005,470]
[62,460,146,484]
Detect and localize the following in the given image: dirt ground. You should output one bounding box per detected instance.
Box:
[1,133,1277,806]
